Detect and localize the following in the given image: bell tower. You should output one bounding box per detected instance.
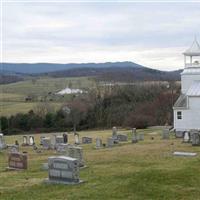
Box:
[183,37,200,68]
[181,38,200,94]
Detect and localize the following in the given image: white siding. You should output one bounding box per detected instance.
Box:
[174,97,200,131]
[181,74,200,94]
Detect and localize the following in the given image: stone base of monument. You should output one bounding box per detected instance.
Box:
[6,167,25,171]
[44,178,84,185]
[80,165,88,169]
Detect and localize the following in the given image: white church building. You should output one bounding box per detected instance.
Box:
[173,38,200,133]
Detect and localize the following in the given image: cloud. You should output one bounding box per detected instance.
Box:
[2,2,200,70]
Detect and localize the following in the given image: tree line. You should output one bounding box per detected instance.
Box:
[0,82,180,135]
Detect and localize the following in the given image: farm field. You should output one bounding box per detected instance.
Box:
[0,128,200,200]
[0,77,95,116]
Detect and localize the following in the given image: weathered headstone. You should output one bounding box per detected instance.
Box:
[132,128,136,134]
[82,137,92,144]
[191,130,200,146]
[139,133,144,141]
[22,135,29,146]
[112,127,118,140]
[7,152,27,170]
[162,129,170,139]
[183,132,190,143]
[63,133,68,144]
[55,136,64,144]
[0,133,7,150]
[96,137,102,148]
[175,131,184,138]
[29,136,34,145]
[40,136,45,145]
[42,137,52,150]
[57,144,71,153]
[74,134,80,145]
[132,129,138,143]
[117,134,128,142]
[8,145,19,153]
[107,137,114,147]
[44,156,83,184]
[66,146,85,167]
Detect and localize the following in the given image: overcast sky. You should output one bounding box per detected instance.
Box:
[2,2,200,71]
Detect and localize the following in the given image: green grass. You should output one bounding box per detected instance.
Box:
[0,128,200,200]
[0,76,95,116]
[0,77,94,96]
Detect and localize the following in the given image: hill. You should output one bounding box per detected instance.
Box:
[1,61,143,74]
[44,67,182,82]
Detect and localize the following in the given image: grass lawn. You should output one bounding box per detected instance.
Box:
[0,128,200,200]
[0,76,95,116]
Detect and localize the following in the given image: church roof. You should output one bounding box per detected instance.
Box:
[173,94,187,108]
[183,38,200,56]
[186,81,200,96]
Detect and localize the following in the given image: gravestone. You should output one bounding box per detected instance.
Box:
[107,137,114,147]
[191,130,200,146]
[55,136,64,144]
[0,133,7,150]
[74,134,80,145]
[57,144,71,153]
[132,129,138,143]
[175,131,184,138]
[66,146,85,167]
[63,133,68,144]
[44,156,83,184]
[8,145,19,153]
[132,128,136,134]
[183,132,190,143]
[117,134,128,142]
[112,127,118,141]
[139,133,144,141]
[162,129,170,139]
[22,135,29,146]
[82,137,92,144]
[96,138,102,148]
[42,137,52,150]
[40,136,45,145]
[29,136,34,145]
[7,152,27,170]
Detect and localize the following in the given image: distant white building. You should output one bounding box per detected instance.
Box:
[173,38,200,133]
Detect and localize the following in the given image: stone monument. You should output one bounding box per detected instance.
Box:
[117,134,128,142]
[107,137,114,147]
[96,137,102,148]
[0,133,7,150]
[191,130,200,146]
[44,156,83,184]
[66,146,85,167]
[162,129,170,139]
[7,152,27,170]
[82,137,92,144]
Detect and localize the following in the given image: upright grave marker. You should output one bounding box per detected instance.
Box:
[162,129,170,140]
[191,130,200,146]
[96,138,102,149]
[44,156,83,185]
[132,128,138,143]
[82,137,92,144]
[0,133,6,150]
[7,152,27,170]
[107,137,114,147]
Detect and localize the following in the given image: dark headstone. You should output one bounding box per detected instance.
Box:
[63,133,68,144]
[7,152,27,170]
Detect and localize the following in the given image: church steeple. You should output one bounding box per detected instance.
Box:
[183,37,200,68]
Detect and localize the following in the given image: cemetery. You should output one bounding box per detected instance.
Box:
[0,128,200,200]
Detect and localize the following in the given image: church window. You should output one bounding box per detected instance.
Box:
[177,111,182,120]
